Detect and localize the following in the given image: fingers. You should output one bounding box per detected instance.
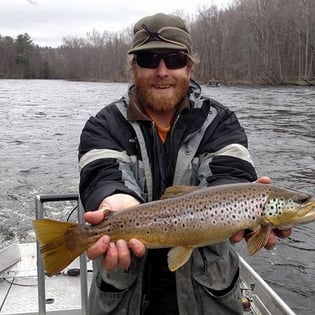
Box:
[264,230,277,250]
[256,176,272,184]
[86,235,145,272]
[129,238,146,257]
[84,210,105,225]
[104,242,119,272]
[229,231,244,243]
[232,227,291,252]
[264,229,292,250]
[88,238,131,272]
[274,228,292,238]
[86,235,110,260]
[103,239,145,272]
[116,240,131,270]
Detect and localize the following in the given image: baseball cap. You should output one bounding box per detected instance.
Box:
[128,13,192,54]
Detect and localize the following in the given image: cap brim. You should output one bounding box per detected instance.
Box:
[128,41,187,54]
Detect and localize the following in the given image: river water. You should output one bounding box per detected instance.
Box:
[0,79,314,314]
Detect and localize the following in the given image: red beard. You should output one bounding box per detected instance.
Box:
[134,76,189,112]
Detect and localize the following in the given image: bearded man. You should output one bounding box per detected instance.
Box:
[78,12,291,315]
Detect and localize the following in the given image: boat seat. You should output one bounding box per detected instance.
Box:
[0,243,21,275]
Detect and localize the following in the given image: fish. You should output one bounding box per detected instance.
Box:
[32,182,315,276]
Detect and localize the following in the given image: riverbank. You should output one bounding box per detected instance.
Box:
[1,77,314,86]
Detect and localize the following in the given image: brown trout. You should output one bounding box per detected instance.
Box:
[33,182,315,276]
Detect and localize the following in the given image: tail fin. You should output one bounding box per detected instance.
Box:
[33,219,86,276]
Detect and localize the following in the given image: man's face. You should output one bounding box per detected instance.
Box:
[132,50,193,112]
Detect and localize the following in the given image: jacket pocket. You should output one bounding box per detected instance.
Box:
[191,245,243,314]
[89,257,140,314]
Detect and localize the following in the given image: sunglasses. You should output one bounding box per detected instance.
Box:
[135,52,189,69]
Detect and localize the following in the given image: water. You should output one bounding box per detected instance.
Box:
[0,79,314,314]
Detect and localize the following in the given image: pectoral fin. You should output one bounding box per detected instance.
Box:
[167,246,194,271]
[247,225,272,256]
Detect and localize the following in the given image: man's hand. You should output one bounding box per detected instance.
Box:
[84,194,146,272]
[230,177,292,249]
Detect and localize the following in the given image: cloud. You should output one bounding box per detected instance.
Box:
[0,0,231,47]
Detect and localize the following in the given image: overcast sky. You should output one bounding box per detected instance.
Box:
[0,0,232,47]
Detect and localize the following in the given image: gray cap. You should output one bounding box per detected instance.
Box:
[128,13,192,54]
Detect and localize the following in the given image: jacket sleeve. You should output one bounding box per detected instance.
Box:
[78,104,143,211]
[198,101,257,186]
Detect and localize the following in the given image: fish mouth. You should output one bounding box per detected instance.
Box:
[294,199,315,225]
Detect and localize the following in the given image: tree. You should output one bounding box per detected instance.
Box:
[15,33,34,78]
[0,36,15,78]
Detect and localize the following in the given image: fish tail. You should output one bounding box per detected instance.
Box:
[32,219,88,276]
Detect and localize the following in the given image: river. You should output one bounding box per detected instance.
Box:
[0,79,314,314]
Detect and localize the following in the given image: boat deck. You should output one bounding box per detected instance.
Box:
[0,243,296,315]
[0,243,92,315]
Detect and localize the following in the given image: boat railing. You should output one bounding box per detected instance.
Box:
[35,193,89,315]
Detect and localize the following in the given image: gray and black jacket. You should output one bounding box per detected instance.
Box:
[78,80,257,314]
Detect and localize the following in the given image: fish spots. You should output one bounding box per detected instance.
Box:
[264,198,298,218]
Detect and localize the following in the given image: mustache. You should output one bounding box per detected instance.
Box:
[150,79,175,85]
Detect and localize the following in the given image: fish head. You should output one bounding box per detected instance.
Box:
[263,188,315,229]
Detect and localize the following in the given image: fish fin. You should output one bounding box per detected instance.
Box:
[32,219,87,276]
[247,225,272,256]
[103,208,115,219]
[167,246,194,271]
[161,185,199,200]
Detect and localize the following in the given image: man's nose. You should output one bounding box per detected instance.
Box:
[155,59,169,76]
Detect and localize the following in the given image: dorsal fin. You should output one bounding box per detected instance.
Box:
[161,185,200,200]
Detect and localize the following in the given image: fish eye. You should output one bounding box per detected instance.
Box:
[300,195,311,203]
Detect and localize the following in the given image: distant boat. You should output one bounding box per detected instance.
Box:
[207,79,222,87]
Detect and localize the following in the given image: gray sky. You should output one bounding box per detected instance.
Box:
[0,0,232,47]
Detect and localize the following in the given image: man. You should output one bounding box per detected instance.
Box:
[79,12,291,315]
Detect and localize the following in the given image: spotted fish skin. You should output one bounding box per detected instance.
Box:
[68,183,313,249]
[33,182,315,275]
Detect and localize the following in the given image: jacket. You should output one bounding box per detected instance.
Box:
[78,79,257,314]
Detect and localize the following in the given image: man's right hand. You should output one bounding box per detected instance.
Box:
[84,194,146,272]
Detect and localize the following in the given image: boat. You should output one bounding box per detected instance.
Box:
[206,79,222,87]
[0,193,296,315]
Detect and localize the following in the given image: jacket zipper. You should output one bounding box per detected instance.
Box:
[167,114,181,176]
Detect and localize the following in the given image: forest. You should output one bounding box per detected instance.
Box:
[0,0,314,85]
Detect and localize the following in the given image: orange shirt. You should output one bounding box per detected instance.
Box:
[155,123,171,143]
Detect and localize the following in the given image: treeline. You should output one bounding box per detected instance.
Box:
[0,0,314,85]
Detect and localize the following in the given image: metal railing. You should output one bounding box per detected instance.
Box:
[35,193,89,315]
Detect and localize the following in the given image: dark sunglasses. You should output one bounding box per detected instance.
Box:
[135,52,189,69]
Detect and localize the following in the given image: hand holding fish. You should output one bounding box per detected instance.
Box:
[254,177,292,249]
[84,193,145,272]
[230,177,292,249]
